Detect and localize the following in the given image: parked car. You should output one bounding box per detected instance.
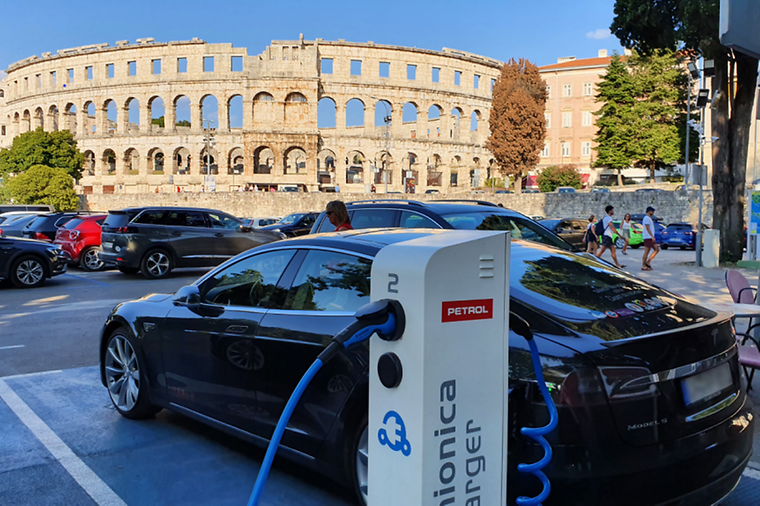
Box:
[99,207,283,279]
[53,214,108,271]
[277,184,301,192]
[310,200,576,252]
[424,189,440,194]
[523,188,540,193]
[495,189,512,194]
[556,186,576,193]
[243,217,282,229]
[630,214,665,243]
[0,211,46,225]
[635,188,666,193]
[0,214,47,237]
[260,212,319,238]
[661,223,708,250]
[0,204,54,214]
[595,220,644,249]
[591,187,611,193]
[0,235,68,288]
[539,218,589,249]
[99,229,753,506]
[22,212,85,242]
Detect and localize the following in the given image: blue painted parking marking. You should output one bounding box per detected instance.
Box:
[58,273,111,287]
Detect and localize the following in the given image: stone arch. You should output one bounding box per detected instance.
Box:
[22,110,31,133]
[200,146,219,175]
[427,153,443,187]
[285,93,308,124]
[346,150,366,184]
[173,147,191,175]
[83,101,96,134]
[34,107,44,130]
[228,147,244,174]
[470,110,481,132]
[103,149,116,175]
[402,102,418,123]
[125,98,140,130]
[83,150,96,176]
[148,96,165,130]
[428,104,443,138]
[103,99,117,133]
[284,146,307,175]
[374,99,392,127]
[63,103,77,133]
[285,92,307,103]
[201,94,218,129]
[346,98,365,128]
[227,95,243,129]
[254,146,274,174]
[47,105,59,131]
[317,148,337,185]
[0,89,4,98]
[253,92,275,126]
[124,148,140,175]
[13,112,20,136]
[318,97,336,129]
[148,148,164,173]
[374,150,393,185]
[174,95,191,128]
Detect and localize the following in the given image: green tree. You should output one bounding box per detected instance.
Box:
[487,58,547,194]
[536,165,582,192]
[593,54,636,186]
[176,120,191,127]
[611,0,758,262]
[3,165,79,211]
[151,116,165,128]
[0,128,85,180]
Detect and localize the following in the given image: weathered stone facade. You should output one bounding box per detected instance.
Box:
[0,37,502,194]
[79,191,713,227]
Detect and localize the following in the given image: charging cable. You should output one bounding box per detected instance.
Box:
[247,299,404,506]
[510,313,559,506]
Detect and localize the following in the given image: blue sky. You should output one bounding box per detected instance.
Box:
[0,0,625,128]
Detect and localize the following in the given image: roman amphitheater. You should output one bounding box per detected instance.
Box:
[0,36,503,194]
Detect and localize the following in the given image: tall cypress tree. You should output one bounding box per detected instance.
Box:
[593,54,636,185]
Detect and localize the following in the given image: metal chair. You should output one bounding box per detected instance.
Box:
[724,270,760,389]
[725,270,757,304]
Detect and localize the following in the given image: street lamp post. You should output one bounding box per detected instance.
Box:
[203,120,216,191]
[371,97,391,193]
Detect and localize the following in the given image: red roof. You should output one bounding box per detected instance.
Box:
[539,55,625,71]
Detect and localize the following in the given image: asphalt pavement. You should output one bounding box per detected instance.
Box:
[1,251,760,505]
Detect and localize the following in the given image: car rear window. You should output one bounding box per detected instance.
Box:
[103,211,142,229]
[133,210,168,225]
[62,218,84,230]
[442,212,573,251]
[666,224,692,231]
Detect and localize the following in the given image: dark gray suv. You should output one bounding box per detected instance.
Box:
[99,207,283,279]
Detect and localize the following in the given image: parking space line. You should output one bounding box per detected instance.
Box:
[60,273,111,287]
[1,369,63,380]
[0,345,25,350]
[744,467,760,481]
[0,379,126,506]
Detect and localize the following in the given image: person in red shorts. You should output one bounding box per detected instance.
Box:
[326,200,353,232]
[641,206,660,271]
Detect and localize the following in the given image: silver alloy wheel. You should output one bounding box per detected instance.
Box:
[105,334,140,412]
[83,248,104,270]
[356,424,369,504]
[615,238,625,249]
[146,252,170,277]
[16,259,44,286]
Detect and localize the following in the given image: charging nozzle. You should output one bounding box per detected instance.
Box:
[332,299,406,347]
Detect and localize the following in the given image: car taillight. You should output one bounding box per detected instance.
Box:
[70,230,80,240]
[520,356,607,407]
[114,226,138,233]
[0,229,3,236]
[34,232,50,241]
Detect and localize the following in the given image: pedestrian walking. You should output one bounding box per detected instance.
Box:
[326,200,353,231]
[595,205,625,268]
[641,206,660,271]
[621,213,632,255]
[584,215,598,254]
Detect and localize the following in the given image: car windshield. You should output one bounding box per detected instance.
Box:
[667,224,692,231]
[279,213,304,225]
[441,211,573,251]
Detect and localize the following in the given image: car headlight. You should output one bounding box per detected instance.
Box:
[272,228,281,233]
[279,232,287,239]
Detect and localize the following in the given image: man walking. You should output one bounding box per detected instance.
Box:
[596,205,626,268]
[641,206,659,271]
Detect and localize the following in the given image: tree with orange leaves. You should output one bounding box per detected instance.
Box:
[486,59,547,193]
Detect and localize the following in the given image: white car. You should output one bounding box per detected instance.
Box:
[244,217,282,228]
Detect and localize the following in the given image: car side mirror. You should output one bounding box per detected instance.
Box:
[174,284,201,305]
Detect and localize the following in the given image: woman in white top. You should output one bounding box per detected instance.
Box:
[621,213,632,255]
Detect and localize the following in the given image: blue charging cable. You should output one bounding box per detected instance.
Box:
[247,300,403,506]
[511,313,559,506]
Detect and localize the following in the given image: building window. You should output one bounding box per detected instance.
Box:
[203,56,214,72]
[561,142,570,157]
[544,113,551,128]
[178,58,188,73]
[128,61,136,76]
[379,61,390,78]
[491,78,496,92]
[106,64,114,79]
[86,67,93,80]
[432,67,440,83]
[24,77,29,90]
[321,58,333,74]
[67,68,74,83]
[50,71,57,86]
[562,112,572,128]
[583,83,593,96]
[563,84,572,97]
[474,74,480,89]
[231,56,243,72]
[152,59,161,75]
[582,111,593,127]
[36,74,41,87]
[581,141,591,156]
[351,60,361,76]
[455,71,461,86]
[407,64,416,80]
[541,142,550,158]
[546,85,551,98]
[1,126,5,136]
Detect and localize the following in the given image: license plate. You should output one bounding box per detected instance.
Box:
[102,242,114,250]
[681,363,733,406]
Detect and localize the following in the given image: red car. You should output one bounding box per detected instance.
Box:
[54,215,107,271]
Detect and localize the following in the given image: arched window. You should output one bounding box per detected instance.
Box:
[286,92,307,103]
[318,97,336,129]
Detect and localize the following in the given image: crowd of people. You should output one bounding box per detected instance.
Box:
[583,205,660,271]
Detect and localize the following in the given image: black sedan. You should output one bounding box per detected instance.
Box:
[0,235,68,288]
[538,218,589,249]
[99,230,753,506]
[260,212,319,237]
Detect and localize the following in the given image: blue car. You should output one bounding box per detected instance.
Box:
[631,215,664,243]
[661,223,700,249]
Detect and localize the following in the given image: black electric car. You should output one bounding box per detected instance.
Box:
[0,235,68,288]
[99,230,753,506]
[260,212,320,238]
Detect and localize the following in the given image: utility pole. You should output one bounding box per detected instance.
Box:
[371,97,391,193]
[203,120,216,190]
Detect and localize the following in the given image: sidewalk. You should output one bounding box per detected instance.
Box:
[610,248,760,468]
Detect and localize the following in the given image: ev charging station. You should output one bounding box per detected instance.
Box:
[368,230,511,506]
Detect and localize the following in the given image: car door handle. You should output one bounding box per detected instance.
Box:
[214,233,224,237]
[226,325,248,333]
[171,231,182,236]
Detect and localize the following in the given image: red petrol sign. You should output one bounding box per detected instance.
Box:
[442,299,494,323]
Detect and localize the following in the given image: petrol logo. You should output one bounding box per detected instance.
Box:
[442,299,493,323]
[378,410,412,457]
